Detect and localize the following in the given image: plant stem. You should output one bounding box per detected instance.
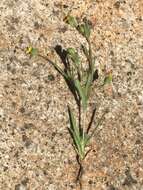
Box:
[76,158,84,190]
[87,38,93,72]
[81,107,86,158]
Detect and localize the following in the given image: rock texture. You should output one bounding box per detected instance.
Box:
[0,0,143,189]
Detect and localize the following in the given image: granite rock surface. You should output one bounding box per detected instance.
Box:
[0,0,143,189]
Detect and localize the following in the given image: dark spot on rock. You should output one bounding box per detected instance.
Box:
[34,22,40,29]
[88,180,93,184]
[127,71,132,76]
[21,177,29,185]
[15,183,27,190]
[110,50,114,56]
[11,17,19,24]
[58,26,68,33]
[25,140,32,148]
[59,133,63,137]
[22,135,27,142]
[93,69,99,82]
[108,184,118,190]
[7,64,11,71]
[15,184,20,190]
[12,102,16,107]
[22,62,30,67]
[22,134,32,147]
[123,168,137,186]
[125,59,132,63]
[3,166,8,171]
[38,85,43,92]
[28,87,32,91]
[51,132,56,140]
[63,4,69,8]
[43,170,47,175]
[23,123,34,130]
[135,139,141,144]
[114,1,120,9]
[122,154,128,158]
[137,17,142,21]
[19,107,25,113]
[14,151,19,157]
[51,146,55,150]
[8,25,16,31]
[48,74,55,81]
[54,2,62,8]
[52,9,60,16]
[69,184,74,188]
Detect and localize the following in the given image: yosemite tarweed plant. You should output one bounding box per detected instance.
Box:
[26,15,109,187]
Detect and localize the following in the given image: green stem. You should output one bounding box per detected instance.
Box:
[86,38,93,72]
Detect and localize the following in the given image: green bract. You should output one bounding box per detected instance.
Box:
[77,22,91,39]
[65,15,78,28]
[67,47,80,65]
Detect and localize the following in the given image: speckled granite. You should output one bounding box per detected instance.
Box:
[0,0,143,189]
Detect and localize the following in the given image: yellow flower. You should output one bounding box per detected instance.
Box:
[26,46,32,54]
[26,47,38,56]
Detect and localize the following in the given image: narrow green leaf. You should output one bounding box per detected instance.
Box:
[67,47,80,65]
[74,80,87,110]
[77,24,85,36]
[84,22,91,39]
[69,127,81,156]
[77,22,91,39]
[83,133,90,146]
[68,107,84,158]
[85,72,93,98]
[68,107,79,138]
[68,110,87,160]
[103,72,112,86]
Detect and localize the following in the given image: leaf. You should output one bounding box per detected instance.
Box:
[84,22,91,39]
[77,24,85,36]
[77,22,91,39]
[64,15,78,28]
[68,107,84,158]
[67,47,76,56]
[67,47,80,65]
[74,80,87,110]
[68,107,79,138]
[85,72,93,98]
[103,72,112,86]
[82,132,90,147]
